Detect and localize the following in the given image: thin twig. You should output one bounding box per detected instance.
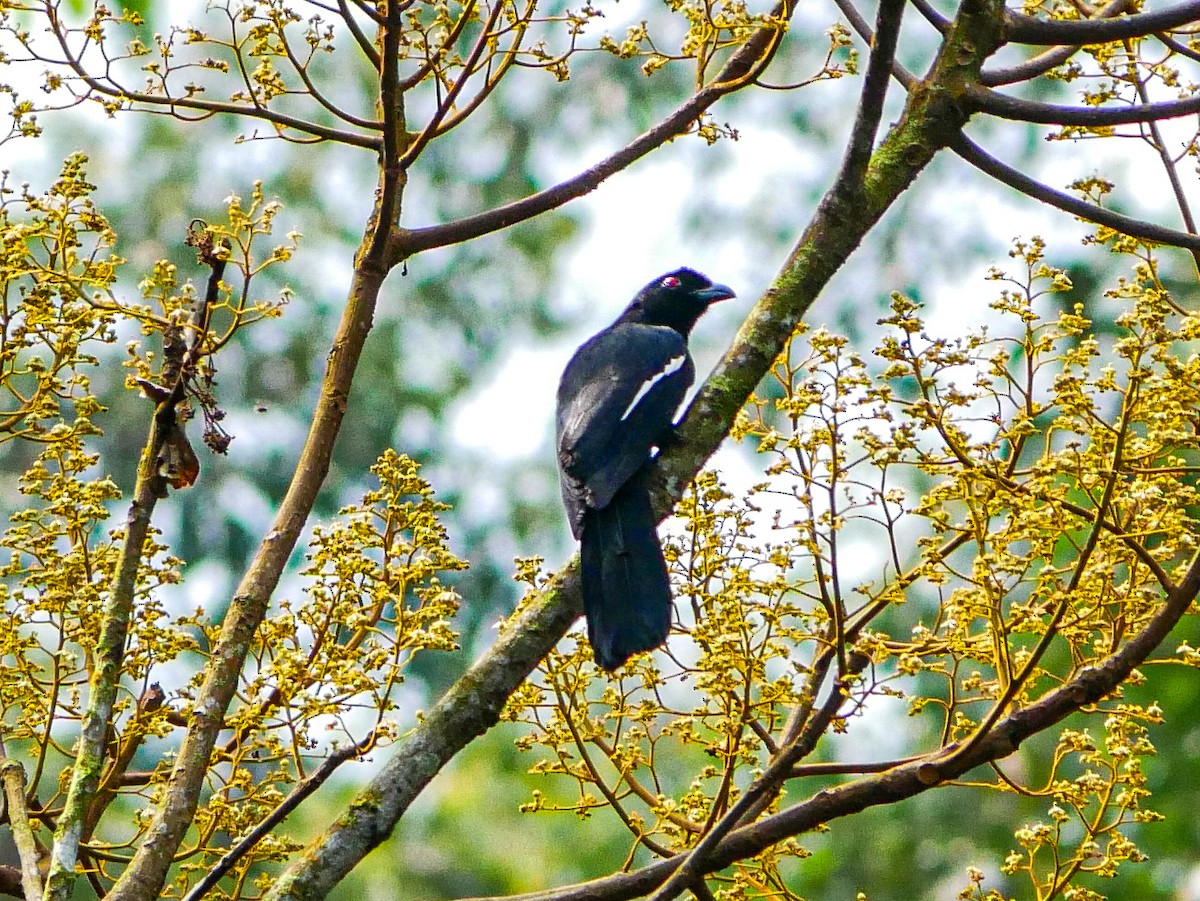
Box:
[789,752,944,777]
[179,741,370,901]
[278,27,382,130]
[397,0,504,168]
[337,0,382,67]
[387,0,794,261]
[1130,60,1200,274]
[44,243,227,901]
[830,0,919,88]
[941,364,1138,769]
[449,549,1200,901]
[43,6,380,148]
[1156,29,1200,63]
[647,651,870,901]
[396,0,479,92]
[908,0,949,32]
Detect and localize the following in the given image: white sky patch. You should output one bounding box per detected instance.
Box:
[621,354,686,421]
[450,346,566,458]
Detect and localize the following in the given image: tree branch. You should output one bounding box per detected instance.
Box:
[0,738,44,901]
[385,0,795,262]
[908,0,949,33]
[717,547,1200,861]
[45,244,227,901]
[830,0,918,89]
[968,82,1200,125]
[646,652,868,901]
[981,0,1137,86]
[179,740,372,901]
[949,133,1200,251]
[262,566,586,901]
[1005,0,1200,44]
[450,547,1200,901]
[1131,70,1200,274]
[103,113,404,901]
[396,0,504,169]
[387,88,724,259]
[42,6,382,149]
[840,0,907,184]
[641,7,914,892]
[337,0,382,68]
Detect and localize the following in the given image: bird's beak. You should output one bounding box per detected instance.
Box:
[695,283,736,304]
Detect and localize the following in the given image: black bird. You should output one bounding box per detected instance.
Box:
[556,268,735,670]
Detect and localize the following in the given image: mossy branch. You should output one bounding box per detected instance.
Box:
[262,0,1015,897]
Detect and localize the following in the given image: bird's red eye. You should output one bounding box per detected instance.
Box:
[661,276,681,288]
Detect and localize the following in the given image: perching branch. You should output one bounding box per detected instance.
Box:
[263,0,1015,896]
[642,6,910,893]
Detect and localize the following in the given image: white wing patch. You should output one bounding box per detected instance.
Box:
[620,354,686,422]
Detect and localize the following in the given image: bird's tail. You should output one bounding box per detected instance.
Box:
[580,469,672,671]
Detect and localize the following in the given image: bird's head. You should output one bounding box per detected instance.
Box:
[621,268,736,335]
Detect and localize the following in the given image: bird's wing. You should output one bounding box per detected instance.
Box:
[556,323,692,528]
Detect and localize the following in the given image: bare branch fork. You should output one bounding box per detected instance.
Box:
[834,0,1200,251]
